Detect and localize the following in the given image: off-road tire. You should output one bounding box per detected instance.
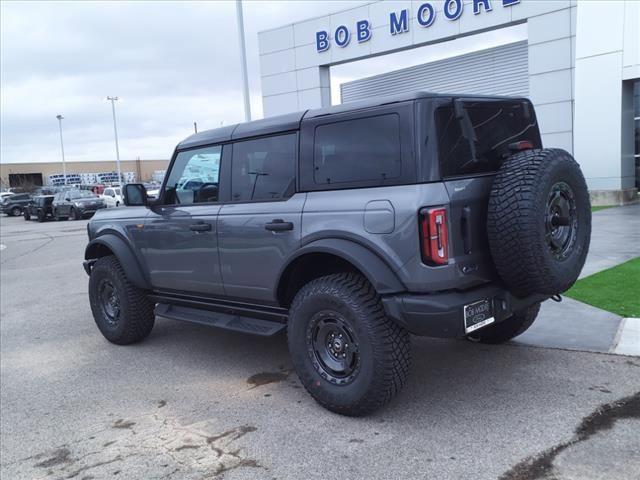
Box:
[288,273,411,416]
[37,210,45,222]
[23,210,30,221]
[70,207,81,221]
[487,149,591,297]
[54,209,60,221]
[10,206,21,217]
[89,255,155,345]
[467,303,540,344]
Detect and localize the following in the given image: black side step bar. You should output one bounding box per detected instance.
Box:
[155,303,286,337]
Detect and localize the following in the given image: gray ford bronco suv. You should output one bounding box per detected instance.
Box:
[84,92,591,416]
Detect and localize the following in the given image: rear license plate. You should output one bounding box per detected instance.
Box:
[464,299,495,333]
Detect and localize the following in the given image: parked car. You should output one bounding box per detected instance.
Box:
[23,195,55,222]
[1,193,31,216]
[101,187,123,208]
[0,192,14,202]
[83,92,591,416]
[53,189,106,220]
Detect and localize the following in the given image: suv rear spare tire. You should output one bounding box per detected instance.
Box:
[287,273,411,416]
[487,149,591,297]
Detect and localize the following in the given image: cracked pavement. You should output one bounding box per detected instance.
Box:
[1,215,639,479]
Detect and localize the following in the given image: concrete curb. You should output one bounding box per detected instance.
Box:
[611,318,640,356]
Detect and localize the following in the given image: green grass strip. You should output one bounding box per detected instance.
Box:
[591,206,616,213]
[564,257,640,317]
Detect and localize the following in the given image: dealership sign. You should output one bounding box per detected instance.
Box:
[316,0,520,52]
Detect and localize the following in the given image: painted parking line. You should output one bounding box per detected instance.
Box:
[613,318,640,356]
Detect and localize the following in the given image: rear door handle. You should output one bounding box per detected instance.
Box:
[265,219,293,232]
[190,222,212,232]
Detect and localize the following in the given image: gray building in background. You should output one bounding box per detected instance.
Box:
[258,0,640,205]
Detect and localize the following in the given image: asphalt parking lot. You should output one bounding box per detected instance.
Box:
[1,213,639,480]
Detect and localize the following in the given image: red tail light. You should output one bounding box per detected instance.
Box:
[419,207,449,265]
[508,140,534,151]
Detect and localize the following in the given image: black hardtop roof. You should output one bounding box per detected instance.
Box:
[177,91,528,150]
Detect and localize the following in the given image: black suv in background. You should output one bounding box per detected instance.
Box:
[1,193,31,217]
[53,189,106,220]
[24,195,55,222]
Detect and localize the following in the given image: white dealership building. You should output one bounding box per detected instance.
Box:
[257,0,640,204]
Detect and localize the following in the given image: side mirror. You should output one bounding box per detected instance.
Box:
[123,183,148,207]
[65,197,71,202]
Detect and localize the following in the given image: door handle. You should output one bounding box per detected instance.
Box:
[190,222,212,232]
[265,219,293,232]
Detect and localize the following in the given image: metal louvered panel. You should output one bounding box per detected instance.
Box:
[340,41,529,103]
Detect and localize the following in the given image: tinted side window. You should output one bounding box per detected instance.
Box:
[231,134,296,202]
[436,101,540,177]
[313,114,401,185]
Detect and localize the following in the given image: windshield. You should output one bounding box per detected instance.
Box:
[70,190,97,199]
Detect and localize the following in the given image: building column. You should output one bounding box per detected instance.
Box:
[526,3,576,155]
[573,0,638,204]
[258,24,331,117]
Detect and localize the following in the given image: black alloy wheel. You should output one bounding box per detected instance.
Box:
[545,182,578,261]
[308,311,360,385]
[98,278,121,330]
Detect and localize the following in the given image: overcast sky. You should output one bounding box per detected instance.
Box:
[1,0,522,165]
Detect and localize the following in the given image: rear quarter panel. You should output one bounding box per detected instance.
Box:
[302,183,487,293]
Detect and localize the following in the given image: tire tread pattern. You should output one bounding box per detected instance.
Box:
[289,272,411,416]
[90,255,154,345]
[487,148,591,296]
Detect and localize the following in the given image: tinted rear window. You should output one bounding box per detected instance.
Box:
[313,114,401,185]
[436,100,540,177]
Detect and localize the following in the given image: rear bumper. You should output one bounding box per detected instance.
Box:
[382,284,548,338]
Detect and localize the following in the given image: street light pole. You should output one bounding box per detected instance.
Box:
[106,96,123,185]
[236,0,251,122]
[56,115,67,185]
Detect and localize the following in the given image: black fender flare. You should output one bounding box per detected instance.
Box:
[84,234,150,289]
[276,238,406,296]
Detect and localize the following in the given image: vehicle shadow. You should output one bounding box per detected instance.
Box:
[145,317,572,422]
